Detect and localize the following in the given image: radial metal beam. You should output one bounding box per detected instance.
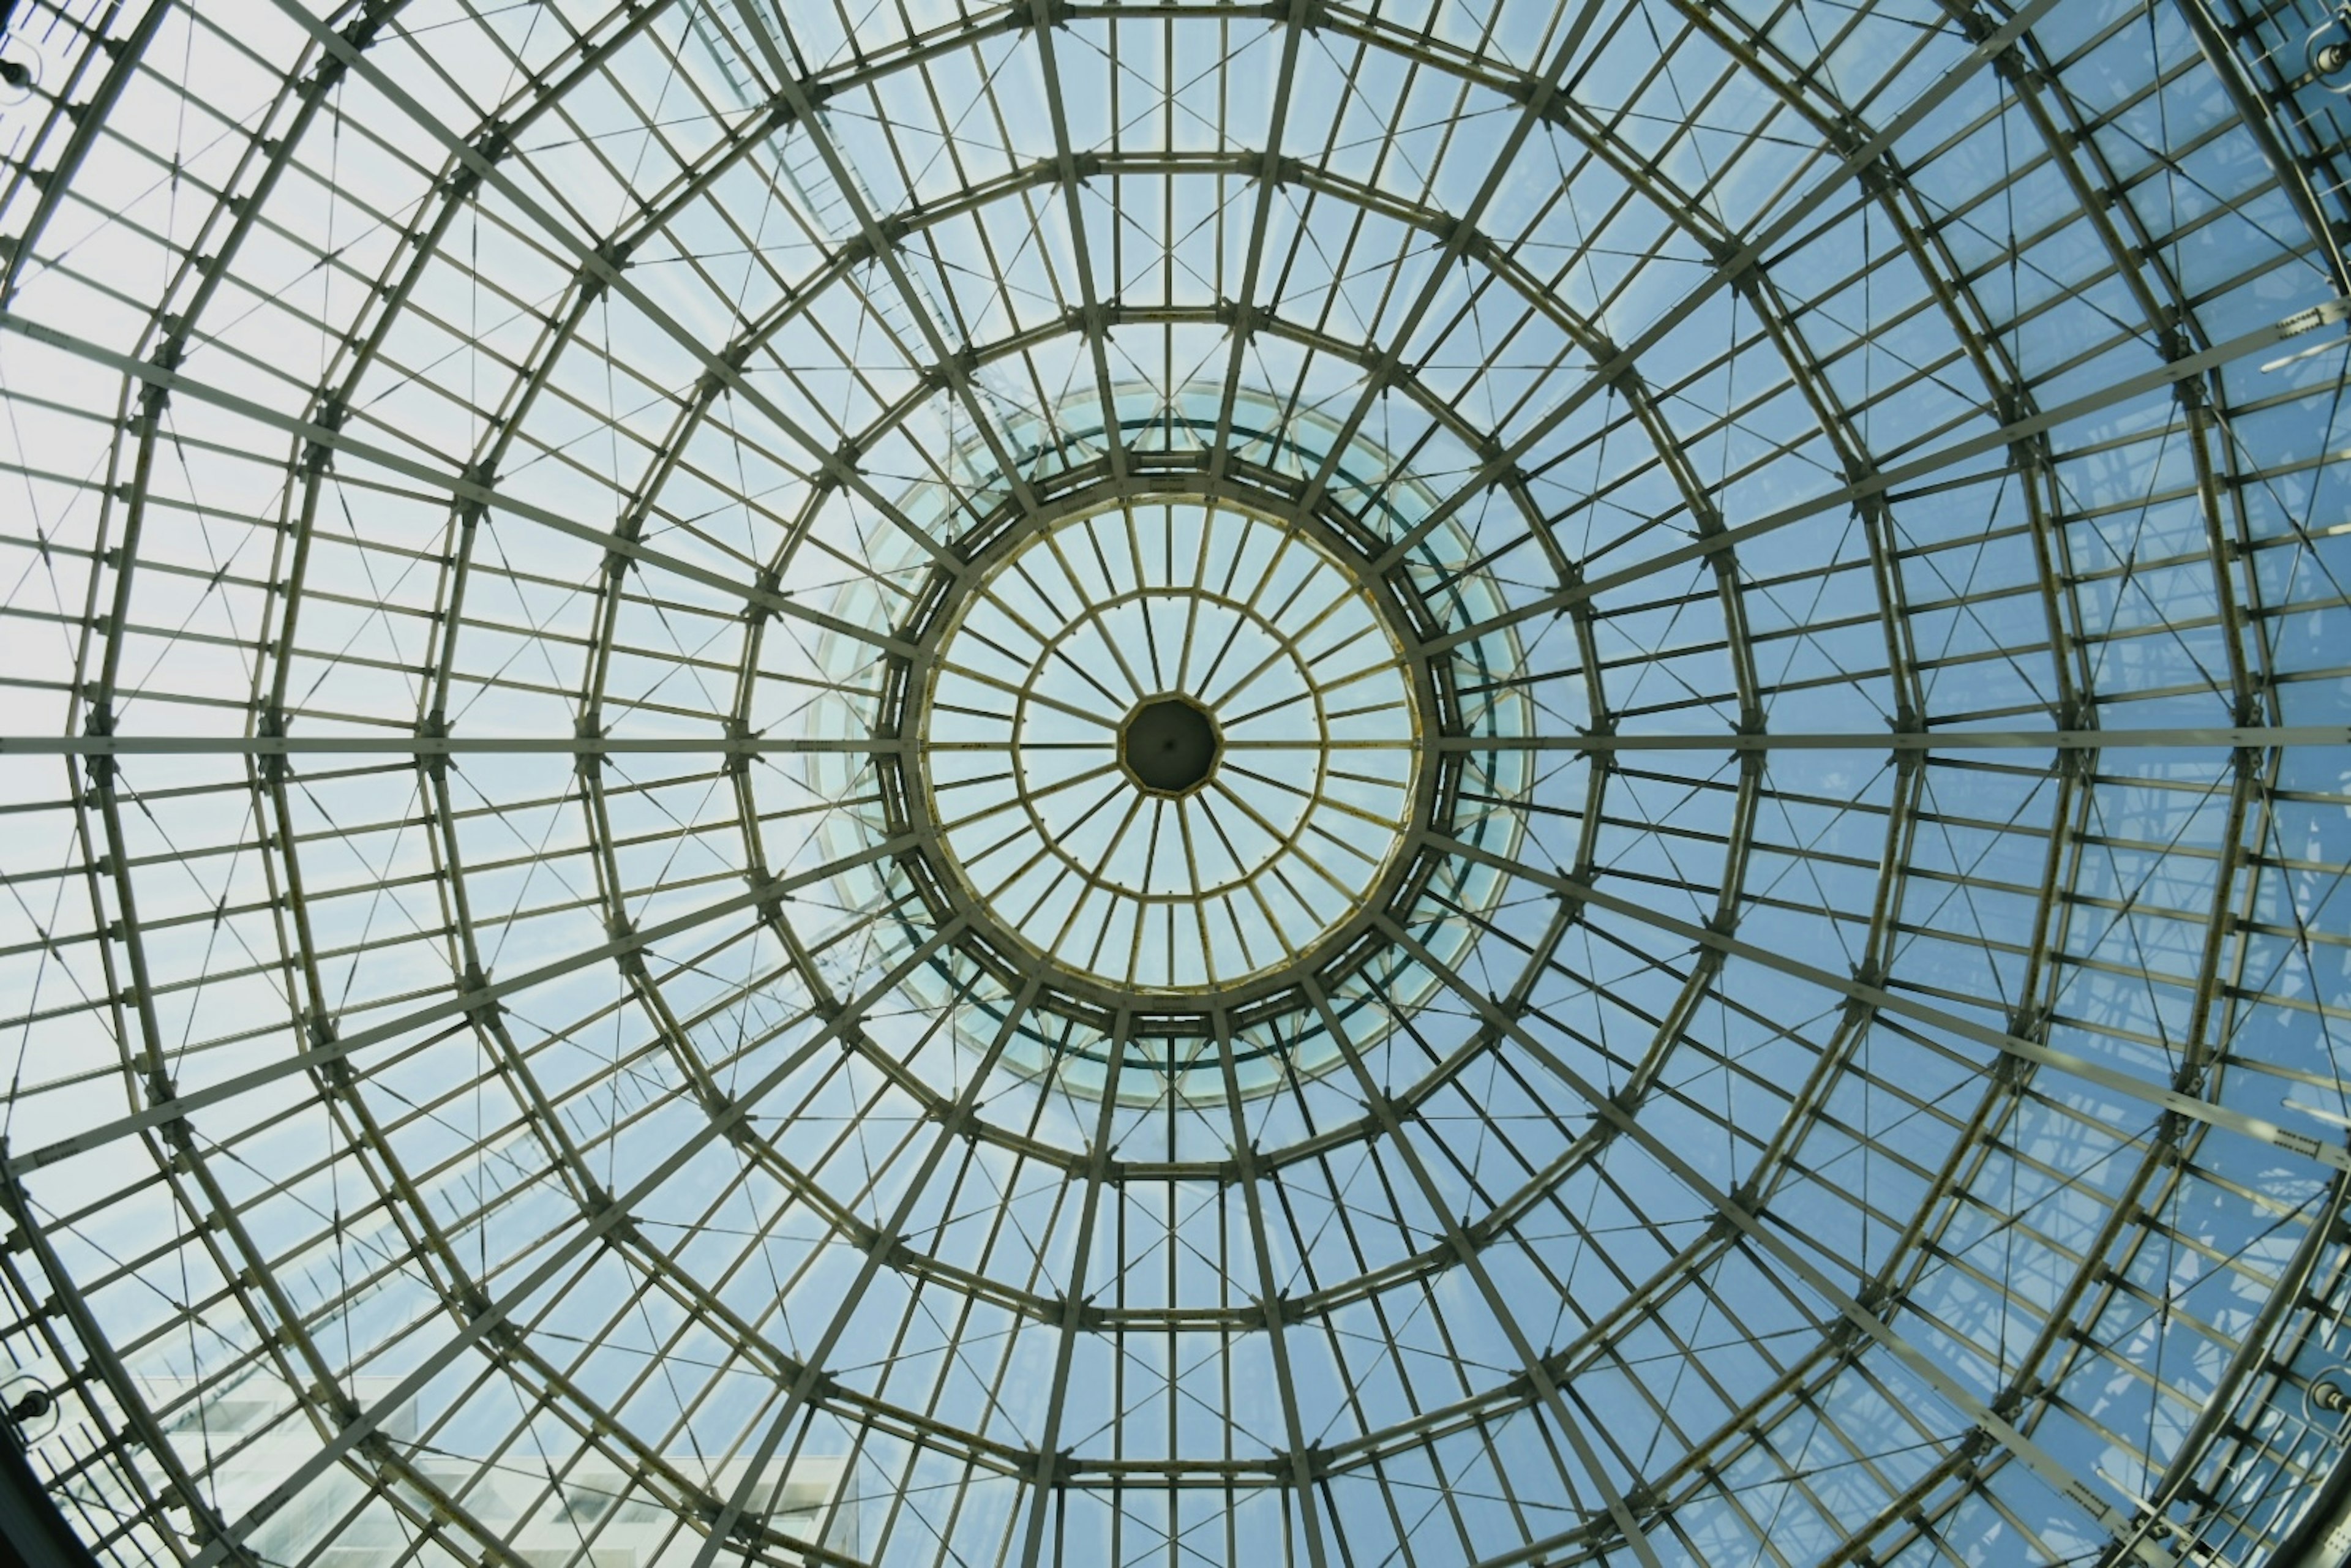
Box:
[1016,1018,1129,1568]
[1423,300,2351,658]
[173,911,970,1568]
[1426,831,2351,1176]
[1283,0,1610,525]
[12,724,2339,760]
[2109,1169,2349,1564]
[0,312,918,659]
[0,0,171,309]
[252,0,967,579]
[1203,0,1314,486]
[2169,0,2351,294]
[1432,726,2351,753]
[1021,0,1133,484]
[689,978,1041,1567]
[719,0,1055,517]
[1300,978,1668,1568]
[1210,1013,1332,1568]
[1367,0,2070,577]
[0,735,903,757]
[1371,915,2181,1568]
[2,833,918,1179]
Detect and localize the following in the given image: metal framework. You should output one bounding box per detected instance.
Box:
[1,0,2349,1564]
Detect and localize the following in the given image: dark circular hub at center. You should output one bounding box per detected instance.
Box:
[1121,697,1220,795]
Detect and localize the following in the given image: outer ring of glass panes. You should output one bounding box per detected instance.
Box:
[906,493,1425,1007]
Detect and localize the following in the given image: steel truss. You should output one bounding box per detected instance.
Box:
[2,1,2349,1566]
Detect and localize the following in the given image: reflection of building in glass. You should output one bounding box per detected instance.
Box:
[144,1381,850,1568]
[2,1128,856,1566]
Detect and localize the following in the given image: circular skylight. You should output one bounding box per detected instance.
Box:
[920,498,1422,1000]
[1,1,2350,1566]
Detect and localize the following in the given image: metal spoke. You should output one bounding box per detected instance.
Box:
[3,2,2347,1564]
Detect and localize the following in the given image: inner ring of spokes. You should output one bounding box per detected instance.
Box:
[1120,695,1221,796]
[901,490,1433,1010]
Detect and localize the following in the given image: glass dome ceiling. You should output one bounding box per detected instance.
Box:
[2,0,2350,1562]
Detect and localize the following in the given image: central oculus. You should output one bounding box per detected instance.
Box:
[1120,696,1220,795]
[914,498,1424,998]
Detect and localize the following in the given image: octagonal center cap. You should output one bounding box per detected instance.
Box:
[1120,696,1220,796]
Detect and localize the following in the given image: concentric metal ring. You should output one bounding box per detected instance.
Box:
[4,4,2347,1566]
[909,495,1423,1003]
